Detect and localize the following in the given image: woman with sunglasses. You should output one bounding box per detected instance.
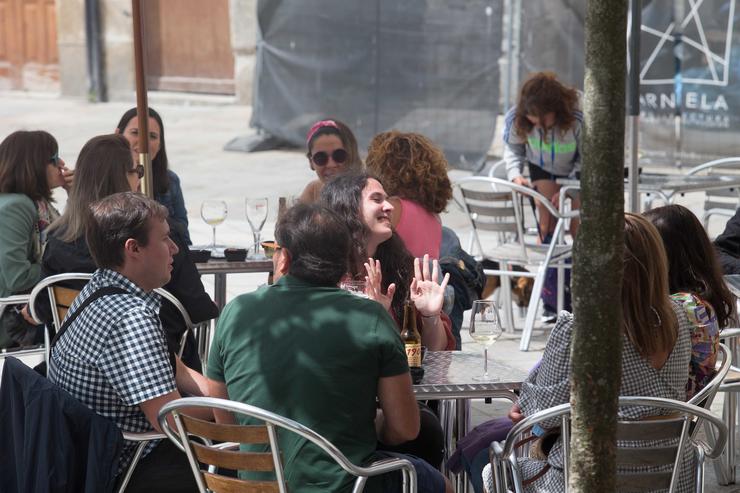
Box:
[0,130,71,348]
[115,107,192,244]
[37,134,217,370]
[298,119,363,204]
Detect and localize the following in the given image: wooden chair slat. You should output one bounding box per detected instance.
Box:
[52,286,80,309]
[615,472,672,491]
[615,446,678,466]
[203,471,280,493]
[182,414,269,443]
[192,442,275,471]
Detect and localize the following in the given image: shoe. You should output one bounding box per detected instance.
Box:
[540,309,557,325]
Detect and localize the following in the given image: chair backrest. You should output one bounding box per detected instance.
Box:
[491,396,727,493]
[0,356,124,492]
[686,158,740,229]
[28,272,195,360]
[158,396,417,493]
[455,177,577,261]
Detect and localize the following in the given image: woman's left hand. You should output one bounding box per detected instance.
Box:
[410,254,450,317]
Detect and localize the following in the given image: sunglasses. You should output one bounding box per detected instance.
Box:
[310,148,348,167]
[49,153,61,167]
[129,164,145,178]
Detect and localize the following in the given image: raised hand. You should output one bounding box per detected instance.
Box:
[410,254,450,317]
[364,258,396,313]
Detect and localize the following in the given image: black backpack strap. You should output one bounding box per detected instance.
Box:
[50,286,128,348]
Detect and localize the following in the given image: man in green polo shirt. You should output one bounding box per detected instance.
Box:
[207,204,448,492]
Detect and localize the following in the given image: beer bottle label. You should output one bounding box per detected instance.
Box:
[405,343,422,367]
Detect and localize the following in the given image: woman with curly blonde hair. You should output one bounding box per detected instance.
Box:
[366,131,452,258]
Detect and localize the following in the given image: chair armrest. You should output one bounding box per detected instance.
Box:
[122,431,166,441]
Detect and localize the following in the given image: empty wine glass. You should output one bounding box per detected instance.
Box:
[246,197,269,259]
[201,200,228,249]
[469,300,503,381]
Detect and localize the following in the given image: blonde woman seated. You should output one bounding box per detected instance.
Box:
[483,214,693,493]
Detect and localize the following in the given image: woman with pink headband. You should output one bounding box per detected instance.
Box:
[298,119,363,203]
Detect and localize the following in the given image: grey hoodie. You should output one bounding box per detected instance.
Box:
[502,106,583,182]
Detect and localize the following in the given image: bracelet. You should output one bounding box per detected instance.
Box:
[420,313,440,320]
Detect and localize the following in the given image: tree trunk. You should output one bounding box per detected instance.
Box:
[568,1,628,491]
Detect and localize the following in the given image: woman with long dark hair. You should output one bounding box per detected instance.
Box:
[644,204,735,398]
[320,172,454,351]
[39,134,217,371]
[115,107,192,244]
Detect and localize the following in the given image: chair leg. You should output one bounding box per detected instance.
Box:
[715,391,737,485]
[498,267,515,333]
[520,266,546,351]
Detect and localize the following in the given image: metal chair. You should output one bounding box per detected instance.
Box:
[158,396,418,493]
[686,158,740,231]
[488,396,728,493]
[708,328,740,485]
[0,293,43,361]
[28,272,196,361]
[455,177,578,351]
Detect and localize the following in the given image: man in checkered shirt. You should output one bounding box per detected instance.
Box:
[49,192,209,493]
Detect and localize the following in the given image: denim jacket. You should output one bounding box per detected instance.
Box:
[155,170,191,244]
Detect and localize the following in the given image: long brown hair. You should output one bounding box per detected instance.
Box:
[513,71,579,139]
[365,131,452,214]
[48,134,134,242]
[0,130,58,201]
[622,213,678,357]
[643,204,735,327]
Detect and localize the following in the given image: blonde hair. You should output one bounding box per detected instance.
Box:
[622,213,677,357]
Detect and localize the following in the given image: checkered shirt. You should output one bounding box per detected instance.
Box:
[48,268,176,474]
[483,300,695,493]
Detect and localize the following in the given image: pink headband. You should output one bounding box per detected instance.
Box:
[306,120,339,146]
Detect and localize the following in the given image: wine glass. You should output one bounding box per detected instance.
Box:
[201,200,228,249]
[246,197,269,259]
[469,300,503,381]
[340,279,368,298]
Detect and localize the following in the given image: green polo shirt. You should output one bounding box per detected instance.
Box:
[207,275,408,492]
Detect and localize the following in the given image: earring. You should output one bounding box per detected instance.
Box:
[650,306,662,327]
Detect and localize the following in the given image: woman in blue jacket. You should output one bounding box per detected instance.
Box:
[115,107,192,244]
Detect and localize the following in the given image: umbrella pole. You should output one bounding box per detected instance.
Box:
[132,0,153,198]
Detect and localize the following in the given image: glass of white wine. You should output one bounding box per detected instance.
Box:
[246,197,269,259]
[201,200,228,249]
[469,300,503,382]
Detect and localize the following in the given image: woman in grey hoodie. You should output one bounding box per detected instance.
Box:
[502,71,582,237]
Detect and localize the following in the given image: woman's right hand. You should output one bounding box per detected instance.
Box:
[364,258,396,313]
[508,402,524,423]
[512,175,530,188]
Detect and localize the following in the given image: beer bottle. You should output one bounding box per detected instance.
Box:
[401,299,422,369]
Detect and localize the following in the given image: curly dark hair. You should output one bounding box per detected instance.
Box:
[320,172,413,322]
[643,204,735,328]
[365,131,452,214]
[513,71,579,139]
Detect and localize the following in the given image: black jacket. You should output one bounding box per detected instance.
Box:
[0,356,123,492]
[36,219,218,369]
[714,208,740,274]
